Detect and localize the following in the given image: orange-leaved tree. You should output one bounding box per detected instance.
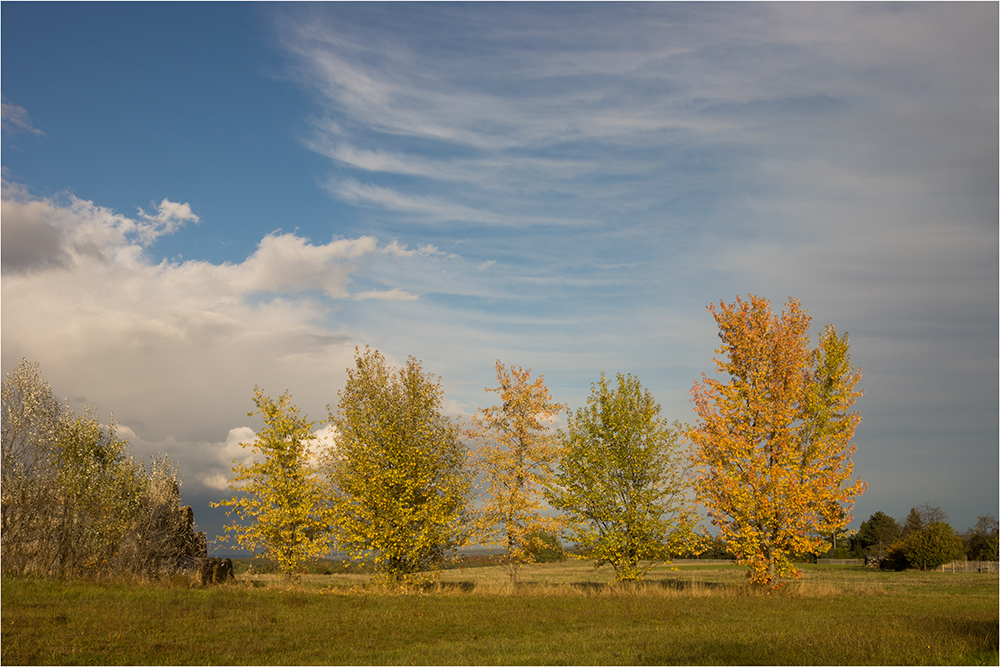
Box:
[466,361,566,585]
[689,295,866,587]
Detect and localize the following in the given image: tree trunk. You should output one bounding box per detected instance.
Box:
[507,531,517,585]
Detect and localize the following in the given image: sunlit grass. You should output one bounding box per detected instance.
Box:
[3,562,996,665]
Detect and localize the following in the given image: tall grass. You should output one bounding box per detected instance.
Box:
[3,562,996,665]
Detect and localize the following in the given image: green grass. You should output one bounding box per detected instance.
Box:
[3,562,997,665]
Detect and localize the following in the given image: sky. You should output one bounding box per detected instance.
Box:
[2,2,997,553]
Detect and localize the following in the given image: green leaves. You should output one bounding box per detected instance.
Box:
[548,372,702,582]
[2,359,194,579]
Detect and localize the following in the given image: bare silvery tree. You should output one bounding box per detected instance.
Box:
[1,359,64,575]
[1,359,205,579]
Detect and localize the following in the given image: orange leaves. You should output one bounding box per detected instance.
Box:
[467,361,565,584]
[690,295,866,588]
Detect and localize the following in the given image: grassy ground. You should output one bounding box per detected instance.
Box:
[2,561,996,665]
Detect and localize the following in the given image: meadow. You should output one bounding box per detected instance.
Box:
[2,561,997,665]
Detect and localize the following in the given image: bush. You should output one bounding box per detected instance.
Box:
[524,530,566,563]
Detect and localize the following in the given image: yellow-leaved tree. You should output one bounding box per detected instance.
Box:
[689,295,866,587]
[466,361,565,585]
[547,372,702,582]
[212,387,331,579]
[325,347,471,584]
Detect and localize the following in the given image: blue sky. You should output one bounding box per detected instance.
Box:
[2,2,997,551]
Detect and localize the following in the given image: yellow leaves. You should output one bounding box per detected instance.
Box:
[467,361,566,583]
[690,295,866,587]
[211,387,331,577]
[325,347,471,582]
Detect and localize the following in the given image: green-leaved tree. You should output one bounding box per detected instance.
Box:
[548,372,702,582]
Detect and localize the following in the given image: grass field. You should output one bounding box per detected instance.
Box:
[3,561,997,665]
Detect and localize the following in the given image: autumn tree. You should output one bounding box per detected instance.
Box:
[325,347,471,583]
[1,359,63,574]
[689,295,866,587]
[213,387,331,579]
[49,409,146,577]
[547,372,702,582]
[466,361,565,585]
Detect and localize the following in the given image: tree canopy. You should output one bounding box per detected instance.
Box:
[2,359,199,579]
[548,372,702,582]
[325,347,471,583]
[466,361,565,584]
[213,387,331,578]
[689,295,866,587]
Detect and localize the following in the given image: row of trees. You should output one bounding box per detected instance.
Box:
[217,295,868,588]
[1,360,203,579]
[849,505,997,570]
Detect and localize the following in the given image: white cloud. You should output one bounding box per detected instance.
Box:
[352,288,419,302]
[135,199,200,245]
[381,240,445,258]
[0,183,463,503]
[196,427,260,491]
[1,97,45,136]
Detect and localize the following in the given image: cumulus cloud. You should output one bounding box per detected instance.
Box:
[0,181,200,274]
[196,427,260,491]
[0,182,455,506]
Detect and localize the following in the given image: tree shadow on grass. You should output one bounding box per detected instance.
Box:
[433,581,477,593]
[652,578,731,592]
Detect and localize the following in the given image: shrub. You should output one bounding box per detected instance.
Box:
[524,530,566,563]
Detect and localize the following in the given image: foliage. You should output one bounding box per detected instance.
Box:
[901,507,925,537]
[1,359,63,574]
[965,515,999,562]
[851,511,901,561]
[49,410,145,576]
[689,295,866,587]
[325,347,472,583]
[693,535,736,560]
[1,359,196,579]
[466,361,565,584]
[888,521,966,571]
[522,529,566,563]
[548,372,702,582]
[213,387,331,578]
